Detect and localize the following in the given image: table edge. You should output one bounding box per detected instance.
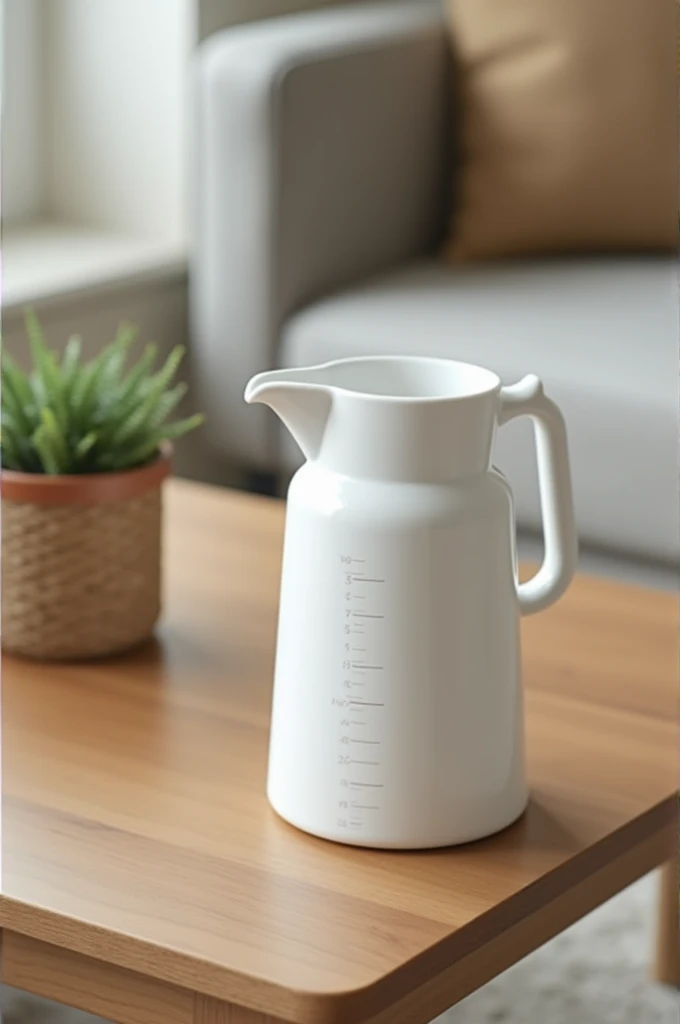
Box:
[0,797,675,1024]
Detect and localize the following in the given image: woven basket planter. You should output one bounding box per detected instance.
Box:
[2,447,171,661]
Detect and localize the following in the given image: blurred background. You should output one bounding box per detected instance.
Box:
[1,0,350,488]
[1,1,677,1022]
[2,0,676,564]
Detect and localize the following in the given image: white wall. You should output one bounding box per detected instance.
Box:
[198,0,352,41]
[2,0,44,224]
[2,0,354,236]
[44,0,194,244]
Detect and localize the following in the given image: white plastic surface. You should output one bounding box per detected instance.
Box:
[245,355,576,848]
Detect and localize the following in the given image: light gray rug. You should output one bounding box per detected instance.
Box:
[3,873,676,1024]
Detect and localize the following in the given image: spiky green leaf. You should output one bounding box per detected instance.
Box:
[61,335,83,387]
[3,314,202,474]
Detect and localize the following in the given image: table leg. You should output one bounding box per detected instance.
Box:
[653,858,679,988]
[194,995,285,1024]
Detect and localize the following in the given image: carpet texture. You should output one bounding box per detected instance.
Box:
[3,873,676,1024]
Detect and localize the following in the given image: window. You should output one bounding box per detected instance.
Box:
[3,0,43,226]
[2,0,193,307]
[1,0,347,307]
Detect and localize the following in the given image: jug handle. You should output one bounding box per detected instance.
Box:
[499,375,578,616]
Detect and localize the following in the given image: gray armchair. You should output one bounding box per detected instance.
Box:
[191,0,676,563]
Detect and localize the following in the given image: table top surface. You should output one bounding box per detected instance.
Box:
[1,480,677,1023]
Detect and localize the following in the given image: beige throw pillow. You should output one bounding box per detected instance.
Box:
[444,0,677,261]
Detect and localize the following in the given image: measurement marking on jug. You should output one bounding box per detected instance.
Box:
[338,555,387,832]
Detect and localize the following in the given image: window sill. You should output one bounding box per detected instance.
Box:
[2,221,187,313]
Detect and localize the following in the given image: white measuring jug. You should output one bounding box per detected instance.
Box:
[245,356,577,848]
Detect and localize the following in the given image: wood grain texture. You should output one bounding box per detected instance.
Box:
[194,995,226,1024]
[653,855,680,988]
[194,995,283,1024]
[1,480,677,1024]
[364,824,674,1024]
[2,931,194,1024]
[1,931,285,1024]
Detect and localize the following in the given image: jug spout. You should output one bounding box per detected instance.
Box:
[244,369,332,461]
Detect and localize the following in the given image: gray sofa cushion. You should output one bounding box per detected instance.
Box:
[282,257,677,562]
[192,1,448,468]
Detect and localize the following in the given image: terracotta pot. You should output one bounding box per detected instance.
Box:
[1,446,172,661]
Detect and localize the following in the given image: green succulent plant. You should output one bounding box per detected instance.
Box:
[1,310,203,475]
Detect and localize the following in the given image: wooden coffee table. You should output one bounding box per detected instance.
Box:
[1,480,677,1024]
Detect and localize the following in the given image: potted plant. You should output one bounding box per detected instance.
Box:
[1,312,203,660]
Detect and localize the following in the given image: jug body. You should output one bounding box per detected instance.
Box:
[268,462,528,848]
[246,355,577,849]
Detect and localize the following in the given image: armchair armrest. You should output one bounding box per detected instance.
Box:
[191,0,449,467]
